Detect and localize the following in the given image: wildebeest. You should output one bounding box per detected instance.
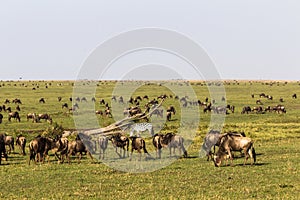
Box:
[12,98,22,104]
[98,136,108,160]
[272,105,286,114]
[0,134,8,164]
[292,93,297,99]
[38,113,52,123]
[27,113,39,122]
[8,111,21,122]
[39,98,45,103]
[16,135,26,155]
[152,133,187,158]
[109,133,129,158]
[67,139,93,163]
[0,113,3,124]
[213,133,256,167]
[241,106,251,114]
[28,136,50,164]
[4,135,14,154]
[62,103,68,109]
[252,106,264,114]
[52,137,69,163]
[201,130,221,161]
[129,136,151,161]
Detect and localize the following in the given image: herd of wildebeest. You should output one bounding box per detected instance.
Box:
[0,81,298,167]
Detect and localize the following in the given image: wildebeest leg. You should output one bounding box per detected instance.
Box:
[226,149,234,166]
[129,148,134,161]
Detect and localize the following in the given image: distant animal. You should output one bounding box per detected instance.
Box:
[129,123,154,137]
[27,113,39,122]
[39,98,45,103]
[16,105,21,111]
[16,135,26,155]
[241,106,251,114]
[109,133,129,158]
[62,103,68,109]
[213,134,256,167]
[58,97,62,102]
[8,111,20,122]
[12,98,22,104]
[38,113,52,123]
[95,110,103,116]
[81,97,87,102]
[292,93,297,99]
[0,134,8,164]
[129,136,151,161]
[0,114,3,124]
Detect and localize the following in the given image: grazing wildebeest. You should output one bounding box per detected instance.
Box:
[241,106,251,114]
[39,98,45,103]
[27,113,39,122]
[67,139,93,163]
[0,113,3,124]
[292,93,297,99]
[58,96,62,102]
[16,135,26,155]
[95,110,103,116]
[38,113,52,123]
[4,135,14,154]
[98,136,108,160]
[91,97,96,102]
[8,111,20,122]
[81,97,87,102]
[99,99,105,105]
[279,97,284,103]
[213,134,256,167]
[0,134,8,164]
[62,103,68,109]
[272,105,286,114]
[256,99,263,105]
[12,98,22,104]
[201,130,221,161]
[252,106,264,114]
[109,133,129,158]
[118,96,124,104]
[153,133,187,158]
[143,95,149,100]
[105,108,112,117]
[6,107,12,113]
[129,136,151,161]
[4,99,10,104]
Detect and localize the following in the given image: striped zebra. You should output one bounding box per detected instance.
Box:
[129,123,154,137]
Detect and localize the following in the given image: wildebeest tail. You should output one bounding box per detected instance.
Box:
[252,147,256,163]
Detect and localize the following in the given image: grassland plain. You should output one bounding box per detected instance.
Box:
[0,80,299,199]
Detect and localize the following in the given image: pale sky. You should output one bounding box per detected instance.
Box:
[0,1,300,80]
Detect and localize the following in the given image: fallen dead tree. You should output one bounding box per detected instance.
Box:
[82,99,165,138]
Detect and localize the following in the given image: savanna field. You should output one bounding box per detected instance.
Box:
[0,80,299,200]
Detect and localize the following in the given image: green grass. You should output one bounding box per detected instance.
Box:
[0,80,300,199]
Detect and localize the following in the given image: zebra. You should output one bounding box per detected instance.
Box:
[129,123,154,137]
